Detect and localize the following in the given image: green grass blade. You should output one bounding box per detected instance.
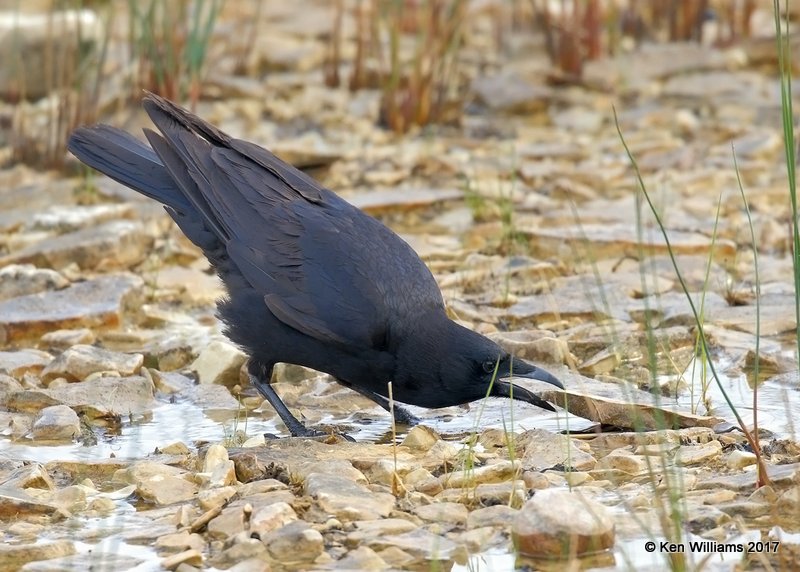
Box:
[773,0,800,366]
[613,106,749,434]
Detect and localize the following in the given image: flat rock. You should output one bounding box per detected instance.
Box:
[345,519,418,547]
[0,374,23,398]
[727,450,758,470]
[153,265,224,305]
[466,505,518,529]
[778,486,800,513]
[630,291,730,328]
[210,542,268,570]
[471,72,552,113]
[39,328,96,351]
[0,348,52,378]
[262,521,324,563]
[44,458,130,486]
[0,264,68,301]
[0,274,143,343]
[207,505,247,540]
[198,485,236,510]
[250,501,297,537]
[41,344,143,382]
[155,530,206,552]
[538,373,724,431]
[203,444,230,473]
[120,521,180,545]
[366,528,465,561]
[400,425,440,452]
[347,188,463,215]
[7,375,155,418]
[413,502,468,525]
[677,440,723,466]
[0,540,76,571]
[685,503,731,532]
[520,223,736,264]
[662,70,769,100]
[327,546,388,571]
[472,481,527,508]
[583,43,732,91]
[183,383,242,411]
[716,501,771,518]
[0,486,64,519]
[1,463,54,490]
[715,302,797,336]
[304,472,395,521]
[596,448,649,475]
[230,439,433,486]
[137,474,198,506]
[507,277,630,323]
[373,546,416,569]
[247,33,326,73]
[518,429,597,472]
[0,220,152,270]
[161,549,203,570]
[20,551,143,572]
[488,330,574,366]
[513,489,615,557]
[30,204,134,232]
[696,463,800,491]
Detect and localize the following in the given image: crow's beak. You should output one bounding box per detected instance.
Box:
[503,360,564,389]
[492,360,563,412]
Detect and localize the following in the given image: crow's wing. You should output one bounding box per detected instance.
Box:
[143,93,443,349]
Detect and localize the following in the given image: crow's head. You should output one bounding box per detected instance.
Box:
[398,318,563,411]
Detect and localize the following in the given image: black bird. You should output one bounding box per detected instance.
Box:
[67,93,564,437]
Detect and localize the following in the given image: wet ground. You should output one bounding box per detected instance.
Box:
[1,1,800,571]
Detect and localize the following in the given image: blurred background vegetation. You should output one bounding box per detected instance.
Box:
[0,0,794,169]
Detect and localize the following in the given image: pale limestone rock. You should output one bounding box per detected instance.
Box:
[190,341,247,387]
[30,405,79,441]
[513,489,614,557]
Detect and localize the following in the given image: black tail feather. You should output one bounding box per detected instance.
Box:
[67,125,192,214]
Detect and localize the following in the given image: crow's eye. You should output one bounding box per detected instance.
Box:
[482,359,497,374]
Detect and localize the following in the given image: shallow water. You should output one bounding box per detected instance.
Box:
[0,391,593,465]
[677,355,800,441]
[2,356,794,467]
[3,368,790,572]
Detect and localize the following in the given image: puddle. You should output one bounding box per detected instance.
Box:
[0,402,235,463]
[0,390,594,463]
[676,355,800,440]
[347,397,596,443]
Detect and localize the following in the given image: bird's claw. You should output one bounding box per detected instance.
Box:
[264,426,356,442]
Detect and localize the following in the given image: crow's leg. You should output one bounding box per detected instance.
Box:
[344,383,421,426]
[249,361,353,439]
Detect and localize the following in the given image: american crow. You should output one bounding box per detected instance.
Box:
[68,93,563,437]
